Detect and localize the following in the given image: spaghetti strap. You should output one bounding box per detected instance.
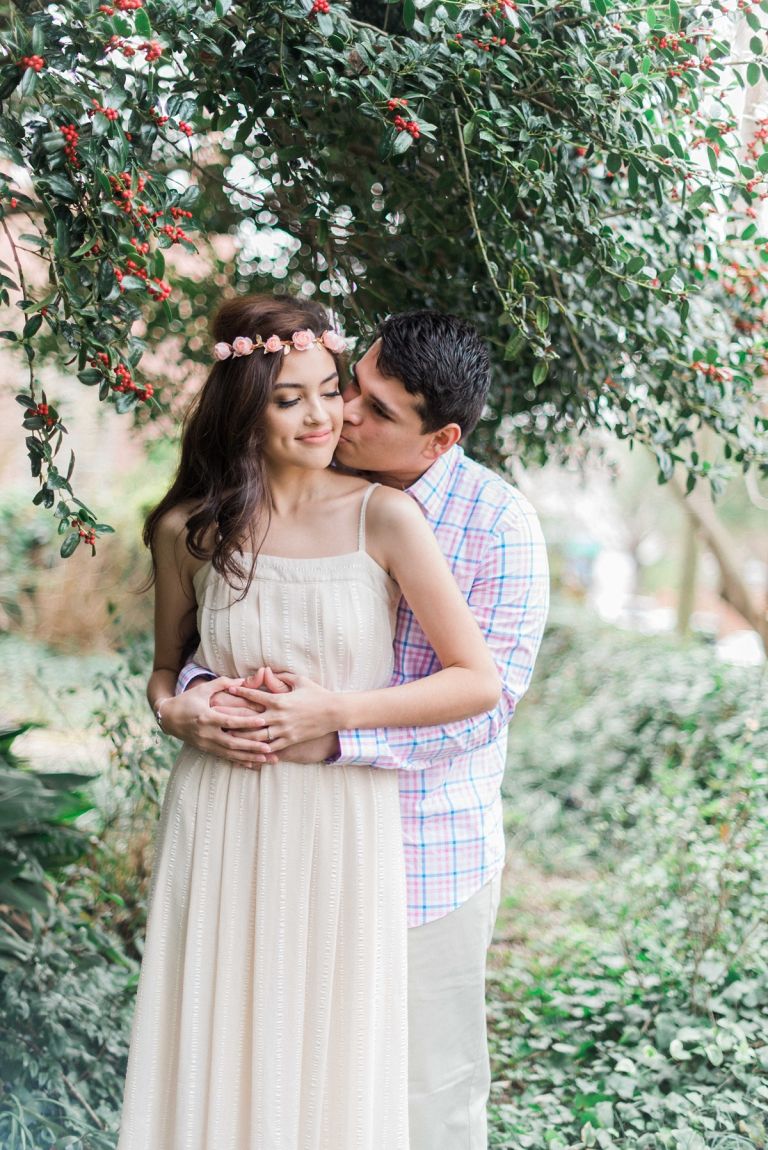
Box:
[357,483,380,552]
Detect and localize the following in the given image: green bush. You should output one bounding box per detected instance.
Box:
[0,726,138,1149]
[491,617,768,1149]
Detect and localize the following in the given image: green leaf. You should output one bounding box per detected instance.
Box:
[60,531,80,558]
[43,174,78,201]
[23,314,43,338]
[750,34,763,54]
[532,361,549,385]
[758,152,768,173]
[134,7,151,35]
[688,185,711,209]
[504,331,527,361]
[393,131,414,155]
[669,0,680,29]
[747,61,760,87]
[403,0,416,29]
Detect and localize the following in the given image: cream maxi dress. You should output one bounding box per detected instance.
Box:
[118,486,409,1150]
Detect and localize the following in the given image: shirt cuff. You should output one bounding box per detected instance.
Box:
[334,727,401,770]
[176,663,216,695]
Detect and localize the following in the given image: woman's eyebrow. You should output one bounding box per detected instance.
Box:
[273,371,339,390]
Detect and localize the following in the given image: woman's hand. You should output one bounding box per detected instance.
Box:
[159,673,278,767]
[228,668,339,753]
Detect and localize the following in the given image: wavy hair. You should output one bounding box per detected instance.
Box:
[144,293,340,587]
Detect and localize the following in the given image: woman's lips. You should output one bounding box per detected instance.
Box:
[297,429,333,443]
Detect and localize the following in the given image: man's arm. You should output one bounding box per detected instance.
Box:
[332,502,549,770]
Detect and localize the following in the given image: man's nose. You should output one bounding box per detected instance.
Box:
[342,392,363,425]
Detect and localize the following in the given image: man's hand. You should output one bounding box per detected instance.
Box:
[278,732,341,765]
[160,672,277,766]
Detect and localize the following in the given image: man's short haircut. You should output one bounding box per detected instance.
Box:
[375,310,491,436]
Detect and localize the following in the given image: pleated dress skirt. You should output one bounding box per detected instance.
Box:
[118,543,408,1150]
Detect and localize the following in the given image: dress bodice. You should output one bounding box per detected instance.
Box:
[192,543,400,693]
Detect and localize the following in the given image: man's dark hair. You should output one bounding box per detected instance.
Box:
[376,310,491,436]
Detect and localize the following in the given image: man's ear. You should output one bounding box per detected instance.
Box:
[424,423,462,461]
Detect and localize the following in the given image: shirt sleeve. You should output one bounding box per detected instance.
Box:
[176,661,217,695]
[334,499,549,770]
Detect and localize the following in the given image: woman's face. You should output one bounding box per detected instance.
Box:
[260,345,343,473]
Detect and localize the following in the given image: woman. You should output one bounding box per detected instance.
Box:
[118,294,500,1150]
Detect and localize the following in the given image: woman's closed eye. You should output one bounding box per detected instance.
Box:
[276,389,342,409]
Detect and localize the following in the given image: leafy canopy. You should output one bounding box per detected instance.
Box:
[1,0,767,552]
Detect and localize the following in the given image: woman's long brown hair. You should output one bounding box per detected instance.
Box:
[143,293,340,588]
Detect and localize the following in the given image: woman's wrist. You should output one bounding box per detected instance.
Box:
[151,695,174,731]
[330,692,355,734]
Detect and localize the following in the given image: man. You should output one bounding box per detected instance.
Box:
[160,310,549,1149]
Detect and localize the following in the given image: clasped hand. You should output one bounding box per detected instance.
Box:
[228,668,337,754]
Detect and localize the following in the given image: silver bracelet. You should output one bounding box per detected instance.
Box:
[154,696,173,731]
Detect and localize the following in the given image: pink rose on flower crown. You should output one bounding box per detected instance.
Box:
[321,330,347,354]
[231,336,254,357]
[291,328,316,351]
[213,342,233,361]
[263,334,284,354]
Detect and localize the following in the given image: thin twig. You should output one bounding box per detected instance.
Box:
[549,268,590,373]
[452,102,507,311]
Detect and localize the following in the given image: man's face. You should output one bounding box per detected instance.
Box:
[335,339,440,485]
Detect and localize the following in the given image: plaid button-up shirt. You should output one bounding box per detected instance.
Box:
[177,445,549,927]
[333,446,549,925]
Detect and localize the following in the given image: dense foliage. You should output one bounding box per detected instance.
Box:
[492,618,768,1148]
[1,0,767,548]
[0,726,138,1149]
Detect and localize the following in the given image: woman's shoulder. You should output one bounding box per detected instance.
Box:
[366,484,425,532]
[153,501,213,568]
[154,501,195,545]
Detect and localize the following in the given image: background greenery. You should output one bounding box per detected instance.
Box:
[1,608,765,1148]
[1,0,767,550]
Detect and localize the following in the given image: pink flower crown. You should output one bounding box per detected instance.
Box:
[213,329,347,361]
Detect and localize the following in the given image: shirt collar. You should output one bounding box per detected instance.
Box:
[406,444,463,520]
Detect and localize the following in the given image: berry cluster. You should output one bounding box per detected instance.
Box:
[745,116,768,164]
[393,115,420,138]
[105,35,162,61]
[91,98,119,120]
[72,519,97,547]
[19,55,45,72]
[160,222,189,242]
[170,206,193,221]
[59,124,80,166]
[141,40,163,62]
[311,0,330,12]
[690,359,732,383]
[387,98,408,110]
[115,259,172,303]
[130,237,151,255]
[178,121,194,137]
[108,170,150,221]
[150,109,169,126]
[91,351,154,402]
[473,35,507,49]
[25,401,55,427]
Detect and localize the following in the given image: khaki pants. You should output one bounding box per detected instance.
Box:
[407,873,503,1150]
